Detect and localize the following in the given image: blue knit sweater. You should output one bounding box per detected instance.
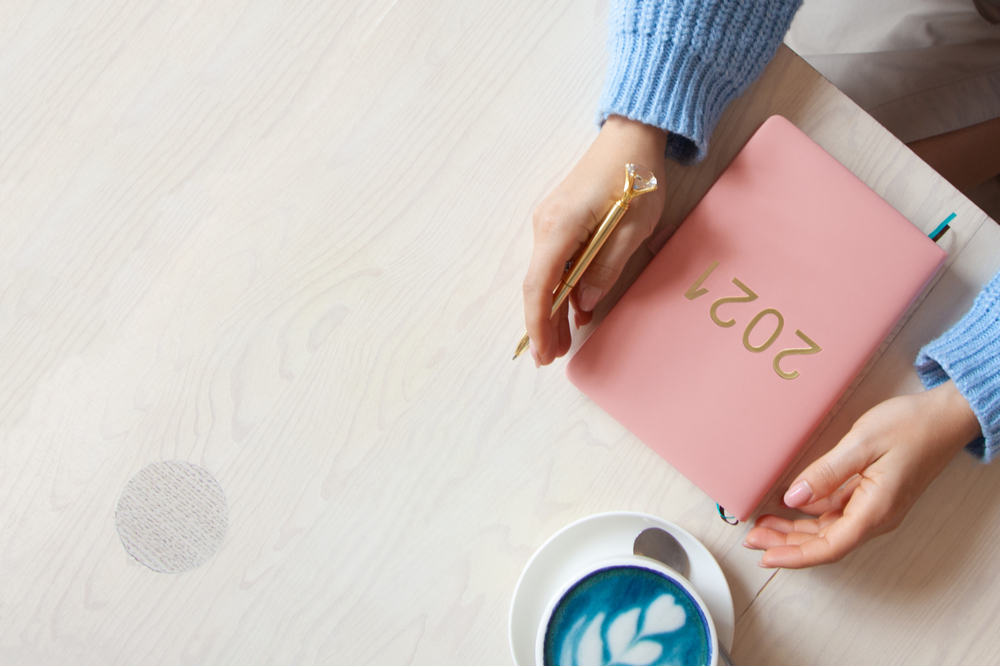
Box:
[600,0,1000,461]
[916,272,1000,462]
[598,0,801,164]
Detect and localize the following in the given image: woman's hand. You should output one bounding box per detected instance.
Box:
[522,116,667,367]
[744,380,981,568]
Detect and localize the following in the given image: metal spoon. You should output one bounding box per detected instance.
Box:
[633,528,734,666]
[634,527,691,577]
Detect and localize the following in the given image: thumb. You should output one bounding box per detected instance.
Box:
[783,432,879,509]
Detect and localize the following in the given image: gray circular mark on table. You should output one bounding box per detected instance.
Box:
[115,461,228,574]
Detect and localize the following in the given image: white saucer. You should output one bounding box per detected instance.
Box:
[508,511,734,666]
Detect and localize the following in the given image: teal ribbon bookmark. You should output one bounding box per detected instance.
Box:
[717,504,738,525]
[930,212,956,242]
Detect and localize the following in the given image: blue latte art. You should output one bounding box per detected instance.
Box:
[543,566,711,666]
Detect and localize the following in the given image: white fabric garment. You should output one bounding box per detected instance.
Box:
[784,0,1000,142]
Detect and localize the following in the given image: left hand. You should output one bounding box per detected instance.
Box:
[743,380,981,568]
[521,116,668,366]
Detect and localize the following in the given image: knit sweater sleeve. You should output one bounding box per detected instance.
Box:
[598,0,802,164]
[915,270,1000,462]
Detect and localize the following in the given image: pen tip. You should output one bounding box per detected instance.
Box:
[513,333,530,360]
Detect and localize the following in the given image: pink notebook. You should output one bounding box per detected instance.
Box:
[566,116,946,521]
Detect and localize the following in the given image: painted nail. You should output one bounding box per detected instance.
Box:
[574,312,582,329]
[578,285,604,313]
[783,480,813,508]
[529,341,540,369]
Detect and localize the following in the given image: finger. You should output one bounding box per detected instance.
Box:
[745,523,838,550]
[569,290,594,330]
[759,510,871,569]
[575,208,657,313]
[750,514,797,533]
[561,300,573,355]
[752,513,839,535]
[783,431,881,509]
[795,475,862,516]
[523,213,590,357]
[744,526,799,550]
[745,510,842,548]
[551,299,572,363]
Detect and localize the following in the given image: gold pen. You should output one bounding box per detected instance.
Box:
[513,163,658,360]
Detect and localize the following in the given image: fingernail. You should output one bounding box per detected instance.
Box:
[783,480,813,508]
[529,341,540,369]
[574,312,582,330]
[578,286,604,313]
[757,561,773,568]
[742,541,752,549]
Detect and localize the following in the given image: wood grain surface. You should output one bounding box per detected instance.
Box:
[1,1,998,663]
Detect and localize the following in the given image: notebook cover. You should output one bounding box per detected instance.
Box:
[565,116,947,521]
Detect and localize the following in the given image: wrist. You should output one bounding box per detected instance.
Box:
[602,115,669,156]
[927,380,981,453]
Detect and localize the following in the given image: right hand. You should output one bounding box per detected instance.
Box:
[743,380,981,568]
[522,115,668,366]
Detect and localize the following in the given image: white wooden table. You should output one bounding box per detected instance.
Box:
[2,2,999,663]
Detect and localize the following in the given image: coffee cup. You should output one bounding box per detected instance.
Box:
[535,556,718,666]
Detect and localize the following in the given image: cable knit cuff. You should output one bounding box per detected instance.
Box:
[597,0,802,164]
[915,271,1000,462]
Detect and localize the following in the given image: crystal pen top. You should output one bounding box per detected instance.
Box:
[621,163,657,204]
